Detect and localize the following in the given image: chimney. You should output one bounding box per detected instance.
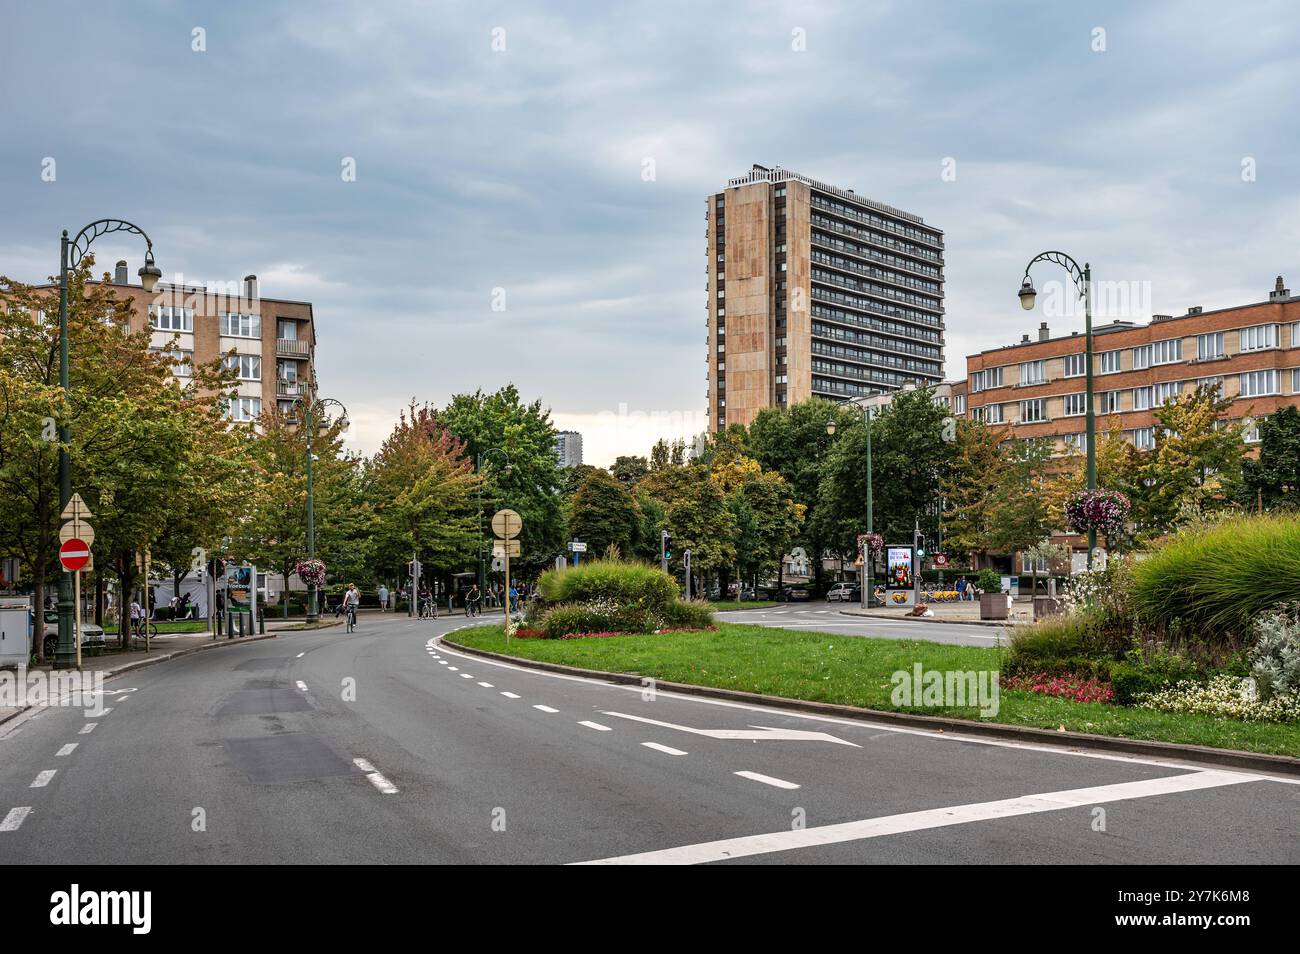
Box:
[1021,333,1031,344]
[243,274,258,303]
[1151,314,1173,322]
[1270,275,1290,302]
[1186,306,1202,316]
[114,260,129,285]
[1038,321,1049,342]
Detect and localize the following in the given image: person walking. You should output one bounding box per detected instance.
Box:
[956,575,967,602]
[129,596,144,638]
[378,584,389,613]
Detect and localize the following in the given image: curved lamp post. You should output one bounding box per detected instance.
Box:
[55,220,161,668]
[476,448,511,605]
[826,400,876,609]
[288,396,349,622]
[1017,251,1097,568]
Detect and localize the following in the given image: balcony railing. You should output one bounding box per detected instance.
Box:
[276,380,307,397]
[276,338,311,358]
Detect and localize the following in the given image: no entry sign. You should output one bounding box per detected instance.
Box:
[60,538,91,572]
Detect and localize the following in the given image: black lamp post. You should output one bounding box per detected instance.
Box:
[288,396,349,623]
[827,399,875,609]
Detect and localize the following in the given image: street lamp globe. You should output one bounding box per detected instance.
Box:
[1017,278,1037,311]
[338,415,351,433]
[825,418,837,436]
[138,252,162,292]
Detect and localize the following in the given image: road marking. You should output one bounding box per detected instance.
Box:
[735,770,801,790]
[477,681,494,688]
[55,744,77,757]
[99,707,112,715]
[353,758,399,795]
[601,711,858,746]
[31,771,57,788]
[577,770,1258,865]
[79,723,96,735]
[533,705,559,713]
[296,652,305,658]
[0,807,32,831]
[579,721,611,731]
[295,680,308,691]
[460,673,473,679]
[448,667,459,671]
[641,742,687,756]
[500,692,521,699]
[438,660,448,665]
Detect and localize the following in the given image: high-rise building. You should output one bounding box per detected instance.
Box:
[554,430,583,468]
[707,164,944,430]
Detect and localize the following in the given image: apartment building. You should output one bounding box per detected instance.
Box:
[707,164,944,431]
[554,430,583,468]
[962,276,1300,452]
[64,263,318,421]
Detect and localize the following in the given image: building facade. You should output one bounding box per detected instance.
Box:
[707,164,944,431]
[554,430,583,468]
[961,276,1300,453]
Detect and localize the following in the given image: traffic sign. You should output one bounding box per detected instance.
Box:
[491,509,522,540]
[933,553,950,568]
[60,538,91,572]
[567,540,587,553]
[59,519,94,547]
[61,492,93,523]
[493,540,522,557]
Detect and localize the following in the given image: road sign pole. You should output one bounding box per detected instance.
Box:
[74,569,82,669]
[503,548,512,645]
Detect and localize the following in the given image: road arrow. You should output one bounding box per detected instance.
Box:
[599,711,860,747]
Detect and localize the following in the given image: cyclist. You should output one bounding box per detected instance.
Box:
[466,583,481,618]
[342,583,360,633]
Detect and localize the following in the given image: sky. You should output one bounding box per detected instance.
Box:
[3,0,1299,465]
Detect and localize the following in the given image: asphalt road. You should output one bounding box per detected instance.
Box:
[716,602,1009,646]
[1,612,1295,864]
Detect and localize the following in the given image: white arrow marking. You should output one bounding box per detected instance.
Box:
[599,711,860,747]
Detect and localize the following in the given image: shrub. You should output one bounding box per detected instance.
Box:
[1137,675,1300,723]
[537,560,678,610]
[1108,659,1200,706]
[1249,605,1300,700]
[975,568,1003,594]
[1131,514,1300,644]
[659,599,715,631]
[539,599,664,639]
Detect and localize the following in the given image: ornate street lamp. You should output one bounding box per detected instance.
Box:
[288,395,349,622]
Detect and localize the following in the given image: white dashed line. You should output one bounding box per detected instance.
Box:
[500,692,521,699]
[438,660,448,665]
[55,744,77,757]
[31,771,57,788]
[477,682,494,688]
[579,721,612,732]
[533,705,559,713]
[353,758,399,794]
[641,742,687,756]
[78,723,96,735]
[295,680,308,691]
[460,673,473,679]
[0,807,32,831]
[296,652,305,658]
[99,707,113,715]
[448,667,459,671]
[735,771,801,790]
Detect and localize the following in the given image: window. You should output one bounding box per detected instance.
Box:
[1131,427,1155,451]
[1019,399,1046,423]
[985,403,1004,424]
[1239,324,1279,352]
[1196,332,1224,360]
[1132,386,1154,411]
[971,366,1003,392]
[716,343,725,353]
[1101,390,1122,414]
[1019,360,1046,385]
[220,313,261,338]
[954,394,966,414]
[1132,345,1152,370]
[150,347,192,376]
[277,361,297,384]
[1154,380,1182,404]
[150,305,193,332]
[1291,321,1300,348]
[223,354,261,380]
[1063,432,1087,453]
[1198,376,1224,396]
[1100,349,1123,374]
[1063,353,1087,377]
[1152,338,1182,365]
[226,397,262,422]
[1240,369,1278,397]
[1243,421,1261,443]
[1021,553,1049,574]
[1293,368,1300,394]
[1063,392,1087,417]
[277,319,298,341]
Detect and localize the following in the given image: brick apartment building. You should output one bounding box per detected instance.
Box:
[961,275,1300,454]
[707,164,944,431]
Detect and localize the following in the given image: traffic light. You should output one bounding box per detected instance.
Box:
[914,530,926,559]
[660,529,671,569]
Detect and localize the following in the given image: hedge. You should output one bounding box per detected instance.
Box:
[537,560,678,610]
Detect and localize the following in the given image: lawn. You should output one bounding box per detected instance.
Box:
[707,600,778,611]
[103,620,208,635]
[447,622,1300,758]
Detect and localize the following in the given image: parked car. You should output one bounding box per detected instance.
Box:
[40,611,106,659]
[825,582,860,602]
[775,585,812,602]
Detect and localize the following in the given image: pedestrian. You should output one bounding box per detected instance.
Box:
[129,596,144,637]
[508,583,519,613]
[956,576,967,602]
[378,584,389,613]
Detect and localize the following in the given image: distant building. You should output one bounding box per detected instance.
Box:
[554,430,583,468]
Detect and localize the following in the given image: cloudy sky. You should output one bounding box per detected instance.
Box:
[3,1,1298,464]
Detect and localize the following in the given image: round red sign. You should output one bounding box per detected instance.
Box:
[60,538,90,572]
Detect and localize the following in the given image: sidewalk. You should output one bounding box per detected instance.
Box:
[840,598,1032,627]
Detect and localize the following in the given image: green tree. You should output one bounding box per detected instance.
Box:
[567,469,640,557]
[728,467,805,589]
[610,455,648,489]
[940,419,1008,564]
[1243,405,1300,511]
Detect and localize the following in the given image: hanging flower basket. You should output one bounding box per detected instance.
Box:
[860,533,884,558]
[1064,489,1131,539]
[295,558,327,588]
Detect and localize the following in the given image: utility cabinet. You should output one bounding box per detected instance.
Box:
[0,598,32,668]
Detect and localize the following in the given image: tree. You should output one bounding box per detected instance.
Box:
[728,467,805,590]
[439,385,566,574]
[1243,405,1300,511]
[567,470,640,557]
[940,419,1009,564]
[610,455,648,489]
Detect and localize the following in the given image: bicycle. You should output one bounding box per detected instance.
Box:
[419,597,438,620]
[466,599,481,619]
[345,604,357,633]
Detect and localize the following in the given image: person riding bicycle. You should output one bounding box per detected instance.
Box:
[466,583,481,617]
[342,584,360,630]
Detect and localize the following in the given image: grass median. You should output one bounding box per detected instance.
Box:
[445,622,1300,758]
[706,600,778,611]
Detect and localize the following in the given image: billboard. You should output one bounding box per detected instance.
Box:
[224,564,257,614]
[885,545,916,607]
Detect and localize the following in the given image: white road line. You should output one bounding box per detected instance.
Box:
[533,705,559,713]
[99,707,113,715]
[79,723,96,735]
[579,721,611,731]
[460,673,473,679]
[31,771,57,788]
[477,682,494,688]
[735,770,801,790]
[641,742,687,756]
[353,758,399,795]
[448,667,459,671]
[500,692,521,699]
[296,652,306,658]
[577,770,1258,865]
[295,680,308,691]
[55,743,77,757]
[0,807,32,831]
[438,660,448,665]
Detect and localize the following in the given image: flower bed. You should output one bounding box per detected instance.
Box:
[1003,672,1116,705]
[557,626,717,640]
[1137,675,1300,723]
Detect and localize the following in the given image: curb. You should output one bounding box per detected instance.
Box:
[839,610,1017,629]
[0,633,278,729]
[440,635,1300,779]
